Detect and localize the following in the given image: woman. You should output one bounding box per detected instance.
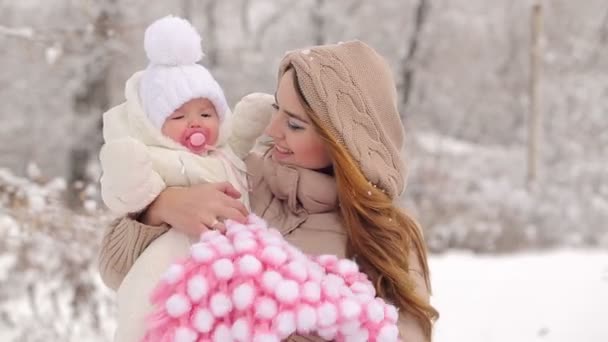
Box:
[100,40,438,341]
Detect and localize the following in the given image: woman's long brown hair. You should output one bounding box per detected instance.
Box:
[287,66,439,339]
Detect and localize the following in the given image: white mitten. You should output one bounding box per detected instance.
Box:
[99,137,166,215]
[228,93,275,159]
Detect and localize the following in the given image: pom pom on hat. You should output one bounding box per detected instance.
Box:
[139,16,230,131]
[144,15,203,66]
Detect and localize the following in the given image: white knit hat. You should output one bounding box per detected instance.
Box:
[139,16,230,129]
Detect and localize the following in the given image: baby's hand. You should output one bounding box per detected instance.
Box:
[228,93,275,158]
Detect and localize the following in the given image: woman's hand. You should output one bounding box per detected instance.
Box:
[140,182,249,236]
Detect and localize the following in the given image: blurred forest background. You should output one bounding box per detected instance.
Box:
[1,0,607,340]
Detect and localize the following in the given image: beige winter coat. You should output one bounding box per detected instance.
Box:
[99,72,273,215]
[99,152,431,342]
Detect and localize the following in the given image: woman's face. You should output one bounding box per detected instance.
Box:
[265,69,332,170]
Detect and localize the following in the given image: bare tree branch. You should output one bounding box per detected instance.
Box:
[400,0,430,111]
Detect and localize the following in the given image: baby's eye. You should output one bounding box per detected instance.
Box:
[271,103,279,111]
[200,113,212,118]
[171,115,184,120]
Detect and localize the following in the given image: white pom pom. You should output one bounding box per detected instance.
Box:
[187,275,209,301]
[163,264,184,284]
[193,308,214,333]
[316,302,338,327]
[337,259,359,276]
[275,279,300,304]
[253,333,280,342]
[210,292,233,317]
[238,254,263,276]
[174,327,198,342]
[283,261,308,282]
[215,242,235,257]
[191,243,215,263]
[321,274,343,300]
[307,262,325,281]
[261,270,283,293]
[144,16,203,66]
[366,300,385,323]
[232,282,255,310]
[213,258,235,280]
[344,328,369,342]
[212,323,233,342]
[165,293,191,317]
[260,246,288,267]
[273,310,296,339]
[234,237,257,253]
[317,326,338,341]
[296,304,317,333]
[377,324,399,342]
[231,318,251,342]
[340,298,362,320]
[301,281,321,303]
[385,304,399,323]
[255,296,278,320]
[339,320,360,336]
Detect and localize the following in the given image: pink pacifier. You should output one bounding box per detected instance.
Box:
[189,132,206,147]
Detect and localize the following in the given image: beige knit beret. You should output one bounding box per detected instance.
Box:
[278,40,406,199]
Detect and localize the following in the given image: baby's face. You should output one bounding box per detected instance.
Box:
[161,98,220,154]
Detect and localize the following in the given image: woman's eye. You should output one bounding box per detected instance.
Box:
[287,119,303,131]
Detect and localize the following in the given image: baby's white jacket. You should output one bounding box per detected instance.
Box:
[99,71,273,215]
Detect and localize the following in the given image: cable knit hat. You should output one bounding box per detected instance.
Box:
[139,16,230,129]
[278,41,406,199]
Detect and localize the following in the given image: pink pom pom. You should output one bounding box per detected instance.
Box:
[317,254,339,267]
[144,214,400,342]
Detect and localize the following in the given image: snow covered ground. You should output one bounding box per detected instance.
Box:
[431,250,608,342]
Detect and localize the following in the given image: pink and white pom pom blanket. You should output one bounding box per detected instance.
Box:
[143,215,401,342]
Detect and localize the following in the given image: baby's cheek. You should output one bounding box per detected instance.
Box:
[161,122,184,143]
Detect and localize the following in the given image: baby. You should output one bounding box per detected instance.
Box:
[99,16,273,222]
